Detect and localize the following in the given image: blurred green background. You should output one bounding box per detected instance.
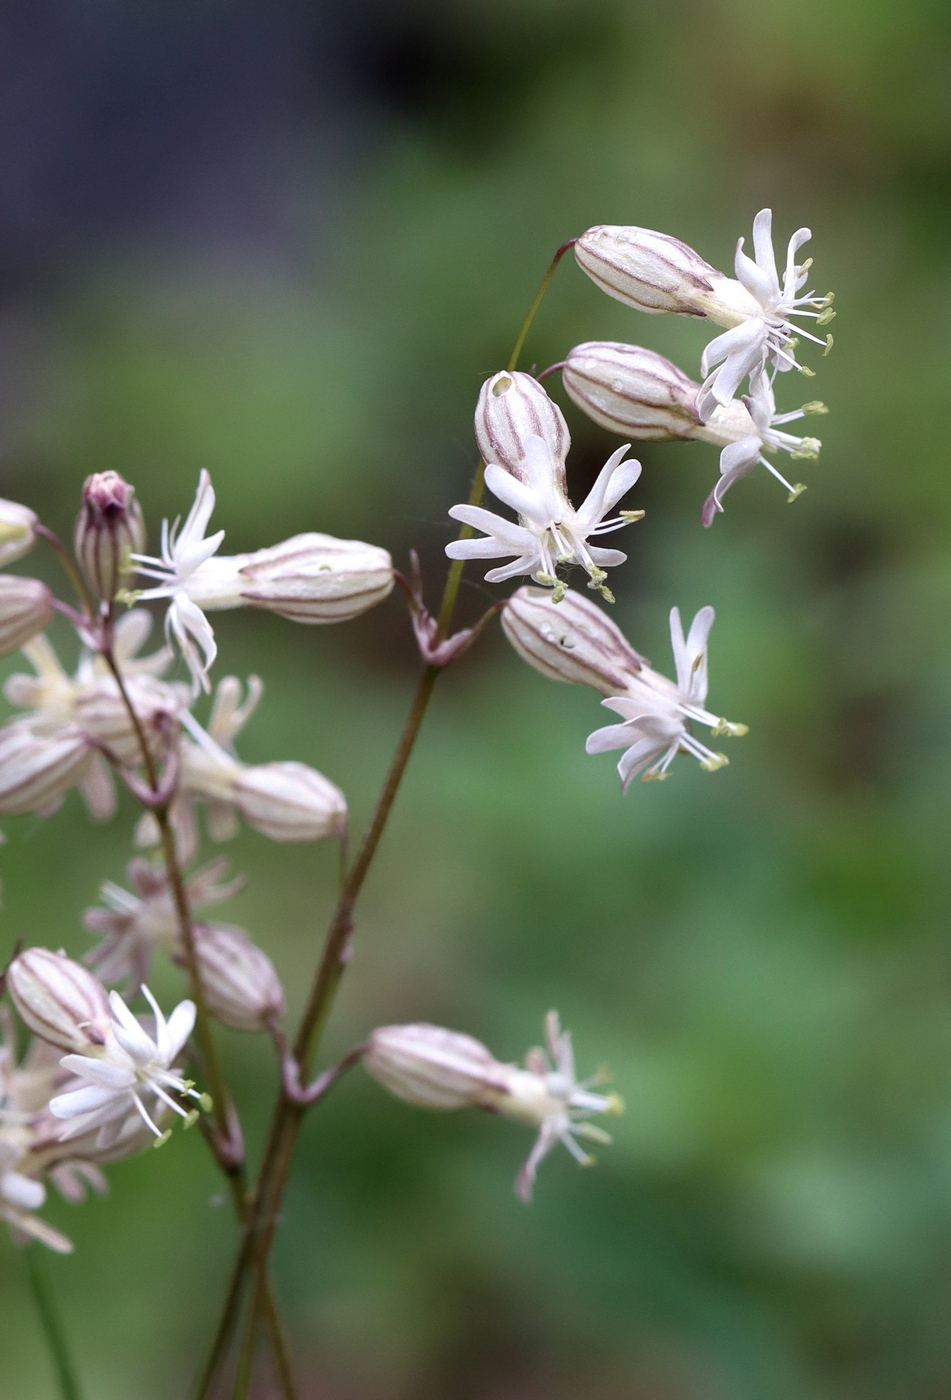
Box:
[2,0,951,1395]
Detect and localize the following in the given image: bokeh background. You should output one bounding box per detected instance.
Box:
[1,1,951,1395]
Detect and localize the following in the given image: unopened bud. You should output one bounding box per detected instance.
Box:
[74,472,146,602]
[502,586,645,695]
[232,534,394,623]
[233,761,347,842]
[6,948,112,1051]
[181,924,285,1032]
[364,1023,510,1111]
[474,371,569,486]
[0,576,54,657]
[0,721,90,816]
[575,225,760,328]
[0,499,40,567]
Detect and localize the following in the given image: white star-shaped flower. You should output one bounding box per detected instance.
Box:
[701,372,824,525]
[699,209,833,417]
[50,987,200,1149]
[585,606,747,786]
[133,470,224,694]
[512,1011,622,1203]
[445,436,641,601]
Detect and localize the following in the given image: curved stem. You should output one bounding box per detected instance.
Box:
[25,1247,85,1400]
[198,238,573,1397]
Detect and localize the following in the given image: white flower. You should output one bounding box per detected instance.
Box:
[364,1012,622,1203]
[50,987,199,1148]
[700,372,824,526]
[132,470,225,693]
[585,607,747,786]
[445,435,641,601]
[3,612,184,820]
[699,209,833,416]
[506,1011,623,1203]
[84,856,245,993]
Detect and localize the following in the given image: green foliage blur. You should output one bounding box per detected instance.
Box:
[3,0,951,1395]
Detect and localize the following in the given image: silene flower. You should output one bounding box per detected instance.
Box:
[585,606,747,786]
[446,434,642,602]
[699,209,833,416]
[132,471,394,693]
[363,1012,622,1202]
[50,987,201,1148]
[84,855,245,993]
[132,470,224,693]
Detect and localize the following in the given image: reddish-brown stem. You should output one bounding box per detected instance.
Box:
[198,236,576,1400]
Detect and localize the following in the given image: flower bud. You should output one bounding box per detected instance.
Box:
[474,371,569,487]
[233,761,347,842]
[0,576,54,657]
[0,721,90,816]
[502,586,645,695]
[363,1023,510,1111]
[575,226,760,327]
[180,923,284,1032]
[233,534,394,623]
[6,948,112,1051]
[73,472,146,602]
[0,499,39,567]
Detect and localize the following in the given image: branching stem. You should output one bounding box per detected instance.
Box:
[199,237,574,1400]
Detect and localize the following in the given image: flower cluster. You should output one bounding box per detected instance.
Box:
[566,209,833,524]
[0,208,833,1263]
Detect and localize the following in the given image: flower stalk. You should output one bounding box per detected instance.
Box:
[196,240,579,1399]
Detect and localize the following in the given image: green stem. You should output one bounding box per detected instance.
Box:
[198,238,573,1398]
[25,1247,84,1400]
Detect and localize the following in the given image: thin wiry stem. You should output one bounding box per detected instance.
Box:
[25,1247,85,1400]
[199,238,574,1399]
[100,638,295,1400]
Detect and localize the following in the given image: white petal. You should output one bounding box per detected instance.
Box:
[618,737,670,789]
[752,209,779,287]
[734,243,775,306]
[50,1084,117,1118]
[2,1171,45,1210]
[163,1000,196,1061]
[585,721,639,755]
[574,446,638,530]
[483,464,546,522]
[59,1055,135,1090]
[718,436,761,477]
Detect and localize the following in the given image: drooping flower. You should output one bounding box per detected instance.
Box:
[84,855,245,993]
[363,1011,622,1202]
[585,606,747,786]
[133,472,394,693]
[699,209,833,416]
[50,987,200,1148]
[2,611,185,821]
[446,434,641,601]
[132,470,224,693]
[701,372,823,526]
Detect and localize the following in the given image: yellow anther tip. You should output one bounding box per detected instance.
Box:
[788,484,807,503]
[153,1129,173,1150]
